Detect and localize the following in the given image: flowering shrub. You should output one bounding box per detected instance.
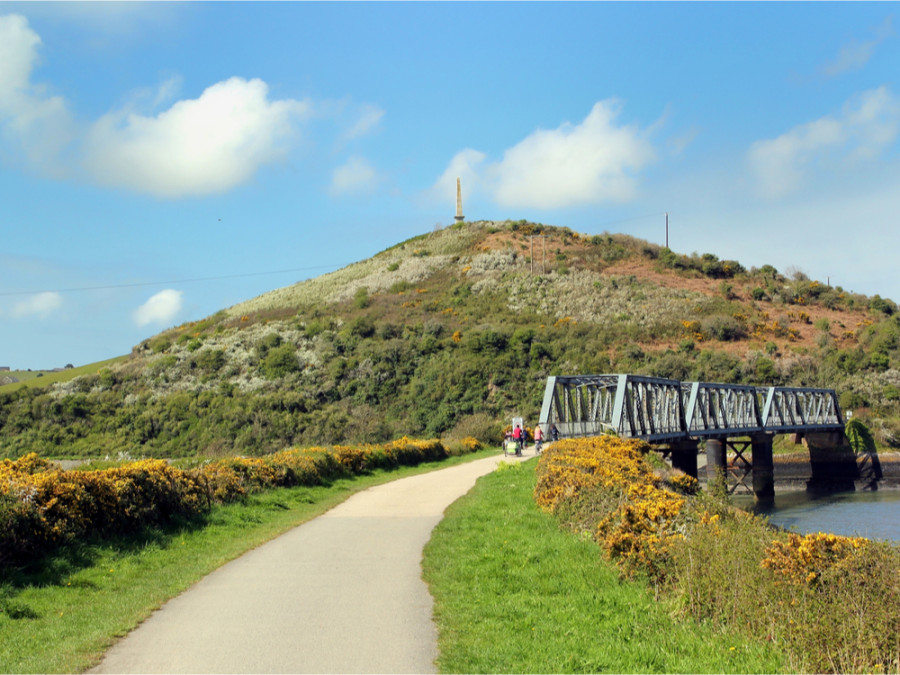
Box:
[598,482,686,580]
[0,438,449,565]
[0,456,209,563]
[761,532,868,588]
[666,472,699,495]
[461,436,482,452]
[534,436,688,579]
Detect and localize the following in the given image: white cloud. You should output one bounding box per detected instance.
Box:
[821,16,894,78]
[844,86,900,158]
[0,14,36,93]
[1,14,392,199]
[0,15,312,196]
[133,289,183,327]
[11,291,63,318]
[747,86,900,199]
[488,101,656,208]
[6,3,181,38]
[429,101,656,210]
[668,126,701,157]
[427,148,486,207]
[0,14,74,176]
[330,155,379,196]
[341,103,384,142]
[83,77,311,198]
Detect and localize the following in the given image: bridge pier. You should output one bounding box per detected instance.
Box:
[705,438,726,486]
[751,434,774,505]
[669,440,699,479]
[805,431,858,494]
[704,435,774,504]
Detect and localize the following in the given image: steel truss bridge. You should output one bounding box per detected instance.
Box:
[539,374,844,442]
[538,375,847,500]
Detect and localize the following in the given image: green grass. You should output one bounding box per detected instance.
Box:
[0,357,127,393]
[423,459,785,674]
[0,448,499,674]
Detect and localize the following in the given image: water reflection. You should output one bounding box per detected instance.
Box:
[733,489,900,542]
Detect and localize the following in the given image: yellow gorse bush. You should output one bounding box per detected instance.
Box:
[1,438,449,565]
[534,436,688,579]
[461,436,482,452]
[534,436,658,508]
[762,531,869,588]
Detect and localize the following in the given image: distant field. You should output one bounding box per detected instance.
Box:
[0,356,128,393]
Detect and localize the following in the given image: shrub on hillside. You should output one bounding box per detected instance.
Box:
[261,344,301,379]
[448,412,503,445]
[701,314,747,341]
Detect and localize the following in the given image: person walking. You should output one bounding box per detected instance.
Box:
[534,424,543,454]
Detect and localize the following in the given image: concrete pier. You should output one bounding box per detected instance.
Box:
[806,431,858,493]
[670,440,700,478]
[705,438,727,491]
[751,434,775,505]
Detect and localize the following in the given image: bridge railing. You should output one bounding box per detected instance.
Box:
[539,374,844,442]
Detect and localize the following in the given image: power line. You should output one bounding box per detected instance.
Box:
[3,214,672,299]
[0,264,344,298]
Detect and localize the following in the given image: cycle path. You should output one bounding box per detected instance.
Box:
[91,450,532,674]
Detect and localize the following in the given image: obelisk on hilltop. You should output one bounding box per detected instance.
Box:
[455,177,464,222]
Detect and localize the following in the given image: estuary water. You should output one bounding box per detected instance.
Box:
[736,489,900,543]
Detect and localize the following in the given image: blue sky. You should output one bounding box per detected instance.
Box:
[1,2,899,369]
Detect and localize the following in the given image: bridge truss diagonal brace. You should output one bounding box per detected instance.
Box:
[541,375,845,444]
[540,374,686,442]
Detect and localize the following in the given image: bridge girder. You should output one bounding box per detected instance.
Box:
[539,374,844,442]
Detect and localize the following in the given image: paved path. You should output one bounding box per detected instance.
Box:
[91,451,533,674]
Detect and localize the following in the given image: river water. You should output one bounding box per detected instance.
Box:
[735,489,900,543]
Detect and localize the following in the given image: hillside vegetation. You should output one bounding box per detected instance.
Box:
[2,219,900,459]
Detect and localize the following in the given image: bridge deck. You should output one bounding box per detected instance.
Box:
[539,374,844,443]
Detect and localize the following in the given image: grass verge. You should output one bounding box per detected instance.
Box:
[0,357,127,394]
[423,458,784,674]
[0,447,499,674]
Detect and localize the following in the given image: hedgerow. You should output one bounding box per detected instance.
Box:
[0,438,449,566]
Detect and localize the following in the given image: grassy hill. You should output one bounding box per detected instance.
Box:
[2,219,899,459]
[0,358,128,393]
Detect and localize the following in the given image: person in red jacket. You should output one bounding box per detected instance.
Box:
[512,425,523,456]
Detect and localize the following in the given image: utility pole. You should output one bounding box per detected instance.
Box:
[542,234,546,274]
[665,212,669,249]
[530,234,548,274]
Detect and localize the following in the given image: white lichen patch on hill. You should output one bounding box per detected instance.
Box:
[224,222,494,317]
[503,268,710,328]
